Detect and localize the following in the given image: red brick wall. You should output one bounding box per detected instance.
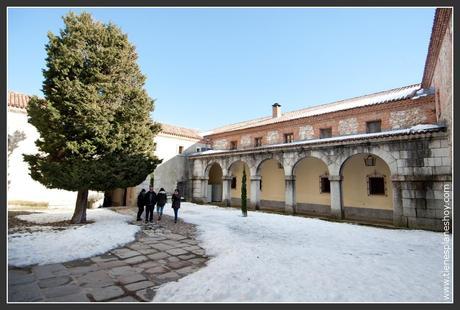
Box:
[206,96,436,150]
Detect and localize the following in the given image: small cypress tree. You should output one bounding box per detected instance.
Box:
[241,169,247,217]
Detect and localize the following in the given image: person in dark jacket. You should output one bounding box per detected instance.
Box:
[136,189,146,221]
[144,186,157,223]
[156,188,167,221]
[171,189,181,224]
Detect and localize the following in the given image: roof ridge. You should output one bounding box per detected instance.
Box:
[283,83,421,117]
[208,115,272,132]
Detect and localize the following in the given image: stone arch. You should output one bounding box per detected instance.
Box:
[340,152,394,223]
[255,156,285,176]
[205,161,224,202]
[204,160,223,177]
[293,156,331,216]
[256,157,286,211]
[226,159,252,176]
[332,148,397,176]
[227,159,252,207]
[292,154,330,175]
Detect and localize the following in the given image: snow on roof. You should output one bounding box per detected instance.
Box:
[190,124,444,157]
[159,123,203,140]
[206,84,423,136]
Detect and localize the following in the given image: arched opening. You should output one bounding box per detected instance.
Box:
[294,157,330,216]
[228,161,251,207]
[341,153,393,223]
[258,159,285,211]
[207,162,223,202]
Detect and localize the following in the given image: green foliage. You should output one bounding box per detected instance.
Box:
[241,169,247,216]
[23,12,161,192]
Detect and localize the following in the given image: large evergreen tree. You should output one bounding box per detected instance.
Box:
[24,12,161,223]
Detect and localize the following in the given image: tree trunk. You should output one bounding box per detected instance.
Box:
[71,189,89,224]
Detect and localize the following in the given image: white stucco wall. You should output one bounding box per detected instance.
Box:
[135,133,204,197]
[7,109,78,208]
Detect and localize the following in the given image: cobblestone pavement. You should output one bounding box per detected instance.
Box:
[8,209,208,302]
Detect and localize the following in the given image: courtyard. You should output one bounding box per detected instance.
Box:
[8,203,447,302]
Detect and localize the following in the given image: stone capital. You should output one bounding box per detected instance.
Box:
[328,175,342,182]
[285,175,296,181]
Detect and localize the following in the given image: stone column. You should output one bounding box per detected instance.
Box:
[222,176,233,207]
[285,175,296,214]
[202,177,209,203]
[391,178,406,227]
[329,175,343,219]
[250,175,261,210]
[192,177,206,203]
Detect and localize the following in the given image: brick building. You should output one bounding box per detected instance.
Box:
[187,8,453,231]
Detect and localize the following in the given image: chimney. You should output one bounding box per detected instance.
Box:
[272,103,281,118]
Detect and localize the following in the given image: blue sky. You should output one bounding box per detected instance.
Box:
[8,8,435,131]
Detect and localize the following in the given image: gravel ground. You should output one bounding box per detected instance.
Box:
[8,210,93,234]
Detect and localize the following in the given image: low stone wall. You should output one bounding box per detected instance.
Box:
[296,203,331,217]
[343,207,393,224]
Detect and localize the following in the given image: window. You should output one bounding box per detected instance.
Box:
[231,177,237,189]
[366,120,382,133]
[196,148,201,152]
[368,176,386,195]
[284,133,294,143]
[320,128,332,139]
[319,176,330,193]
[178,146,184,154]
[255,137,262,147]
[230,141,237,150]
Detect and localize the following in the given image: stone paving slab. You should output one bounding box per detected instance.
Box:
[88,285,125,301]
[111,248,141,259]
[41,283,82,298]
[32,264,70,280]
[156,271,181,282]
[47,292,91,302]
[166,248,189,256]
[8,211,208,303]
[8,282,43,302]
[38,275,73,288]
[147,252,170,260]
[124,280,155,293]
[9,270,36,286]
[111,296,139,302]
[123,255,149,265]
[75,270,116,288]
[135,288,156,301]
[117,273,147,285]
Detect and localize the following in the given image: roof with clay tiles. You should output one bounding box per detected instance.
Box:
[205,84,423,136]
[8,91,31,110]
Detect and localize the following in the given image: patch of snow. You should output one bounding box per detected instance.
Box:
[16,210,72,224]
[153,203,449,302]
[8,208,140,267]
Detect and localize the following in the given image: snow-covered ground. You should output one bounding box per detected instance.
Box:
[8,208,140,267]
[154,202,450,303]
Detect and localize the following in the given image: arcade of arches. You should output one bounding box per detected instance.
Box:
[189,134,451,231]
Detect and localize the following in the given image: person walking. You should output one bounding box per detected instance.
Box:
[171,189,181,224]
[144,186,157,223]
[136,189,146,221]
[156,187,167,221]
